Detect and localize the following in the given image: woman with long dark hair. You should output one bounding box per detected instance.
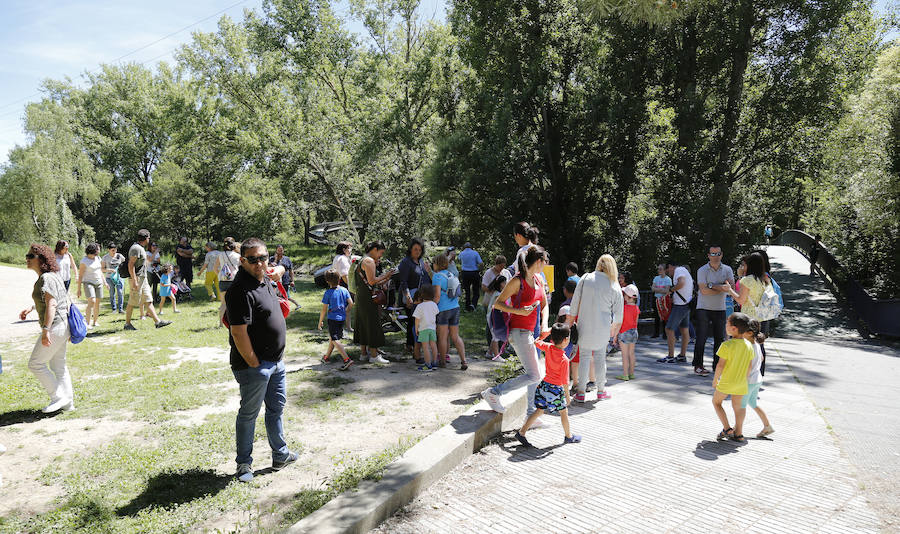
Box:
[353,241,397,363]
[481,245,550,424]
[726,252,772,375]
[19,244,74,413]
[397,238,431,359]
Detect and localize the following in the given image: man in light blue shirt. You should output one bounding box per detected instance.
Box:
[459,242,483,311]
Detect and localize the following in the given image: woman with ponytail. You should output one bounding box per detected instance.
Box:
[510,222,539,275]
[481,246,550,425]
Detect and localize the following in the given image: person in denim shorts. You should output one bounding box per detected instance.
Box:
[432,253,468,370]
[659,260,693,364]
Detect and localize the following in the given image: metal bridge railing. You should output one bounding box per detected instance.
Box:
[777,230,900,337]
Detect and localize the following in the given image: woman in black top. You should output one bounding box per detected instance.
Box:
[397,238,432,360]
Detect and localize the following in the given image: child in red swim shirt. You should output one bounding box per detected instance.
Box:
[615,284,641,381]
[516,323,582,446]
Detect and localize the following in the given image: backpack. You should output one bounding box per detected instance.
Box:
[438,271,461,300]
[118,258,130,279]
[747,279,783,322]
[220,253,237,282]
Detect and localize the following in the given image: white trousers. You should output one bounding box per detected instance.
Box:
[28,321,73,403]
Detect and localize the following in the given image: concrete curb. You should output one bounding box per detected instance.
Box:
[287,388,528,534]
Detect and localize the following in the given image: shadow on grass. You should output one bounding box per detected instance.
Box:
[0,408,53,427]
[116,469,232,517]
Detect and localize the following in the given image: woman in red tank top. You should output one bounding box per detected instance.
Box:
[481,245,549,425]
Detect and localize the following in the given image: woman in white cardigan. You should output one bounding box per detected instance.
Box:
[566,254,624,403]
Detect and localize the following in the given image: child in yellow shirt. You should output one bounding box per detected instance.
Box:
[712,312,760,443]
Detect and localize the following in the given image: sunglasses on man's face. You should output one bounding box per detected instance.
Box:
[709,252,722,257]
[25,253,37,259]
[244,254,268,265]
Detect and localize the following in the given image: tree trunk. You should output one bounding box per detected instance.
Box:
[667,14,702,247]
[707,0,755,243]
[303,207,311,246]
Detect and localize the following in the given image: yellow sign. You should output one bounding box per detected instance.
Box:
[542,264,555,294]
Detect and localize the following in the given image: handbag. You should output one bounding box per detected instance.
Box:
[57,274,86,344]
[357,262,387,306]
[656,294,672,322]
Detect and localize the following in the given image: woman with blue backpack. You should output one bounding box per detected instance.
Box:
[18,243,78,413]
[432,252,468,370]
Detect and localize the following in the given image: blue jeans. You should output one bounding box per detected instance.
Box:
[490,328,543,415]
[232,359,289,466]
[107,276,124,311]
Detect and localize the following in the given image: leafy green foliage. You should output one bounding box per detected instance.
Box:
[804,44,900,298]
[0,0,896,297]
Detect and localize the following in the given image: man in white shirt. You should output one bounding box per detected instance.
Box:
[658,259,693,364]
[693,245,735,376]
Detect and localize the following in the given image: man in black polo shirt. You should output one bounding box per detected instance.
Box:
[226,237,298,482]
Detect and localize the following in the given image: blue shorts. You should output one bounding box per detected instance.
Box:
[328,319,344,341]
[534,381,567,414]
[742,382,761,408]
[436,307,460,326]
[618,328,638,344]
[666,304,691,330]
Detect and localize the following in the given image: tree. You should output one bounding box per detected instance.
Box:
[0,99,111,244]
[805,44,900,297]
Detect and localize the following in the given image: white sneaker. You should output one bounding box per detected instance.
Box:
[372,355,390,364]
[481,388,506,413]
[236,463,253,482]
[43,397,72,413]
[63,400,75,412]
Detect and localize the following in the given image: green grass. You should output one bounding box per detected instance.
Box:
[277,437,418,527]
[0,275,498,533]
[0,242,29,267]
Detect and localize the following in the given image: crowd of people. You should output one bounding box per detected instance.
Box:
[13,222,787,481]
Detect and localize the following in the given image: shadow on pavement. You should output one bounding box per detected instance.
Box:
[450,393,480,405]
[497,433,558,461]
[693,439,745,460]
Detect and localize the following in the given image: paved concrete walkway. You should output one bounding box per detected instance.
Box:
[374,246,896,533]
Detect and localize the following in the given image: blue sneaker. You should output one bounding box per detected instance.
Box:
[564,434,582,444]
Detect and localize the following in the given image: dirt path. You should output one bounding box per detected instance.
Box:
[0,265,43,343]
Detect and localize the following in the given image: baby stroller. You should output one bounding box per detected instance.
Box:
[172,275,193,303]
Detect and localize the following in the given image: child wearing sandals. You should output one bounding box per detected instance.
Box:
[319,269,354,371]
[746,318,775,438]
[516,323,581,447]
[712,312,757,443]
[413,285,440,371]
[615,284,640,381]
